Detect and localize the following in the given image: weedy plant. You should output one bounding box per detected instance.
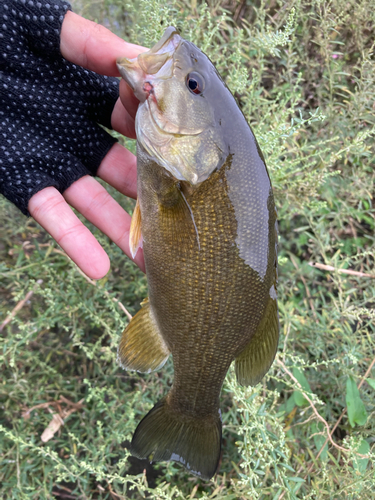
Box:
[1,0,374,498]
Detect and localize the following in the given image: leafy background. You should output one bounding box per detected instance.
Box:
[1,0,374,498]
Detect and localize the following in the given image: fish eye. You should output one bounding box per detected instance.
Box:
[186,72,205,95]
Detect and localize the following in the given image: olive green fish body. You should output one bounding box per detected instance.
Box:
[117,27,279,480]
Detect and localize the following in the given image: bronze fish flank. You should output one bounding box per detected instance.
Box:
[116,27,279,480]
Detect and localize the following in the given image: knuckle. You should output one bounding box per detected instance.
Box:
[117,225,131,247]
[85,188,112,215]
[29,189,64,219]
[55,222,83,245]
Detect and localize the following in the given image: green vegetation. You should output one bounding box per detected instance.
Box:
[1,0,374,497]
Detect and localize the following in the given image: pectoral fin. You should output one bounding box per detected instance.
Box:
[235,296,279,386]
[159,187,200,250]
[129,198,143,259]
[117,298,170,373]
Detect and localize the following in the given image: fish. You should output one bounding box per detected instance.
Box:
[116,26,279,480]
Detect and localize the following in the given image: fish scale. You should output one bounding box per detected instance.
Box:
[117,26,279,479]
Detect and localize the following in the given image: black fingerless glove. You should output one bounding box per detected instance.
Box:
[0,0,120,215]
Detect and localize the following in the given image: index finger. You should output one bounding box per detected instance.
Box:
[60,11,148,76]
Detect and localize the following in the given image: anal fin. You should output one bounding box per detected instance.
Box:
[117,298,170,373]
[235,296,279,386]
[129,198,143,258]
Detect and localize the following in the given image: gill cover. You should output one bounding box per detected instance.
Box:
[117,27,227,185]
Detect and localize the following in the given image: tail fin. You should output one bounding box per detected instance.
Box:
[131,398,222,480]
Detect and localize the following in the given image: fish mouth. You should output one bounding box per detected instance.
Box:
[147,26,180,55]
[138,26,181,73]
[117,27,182,103]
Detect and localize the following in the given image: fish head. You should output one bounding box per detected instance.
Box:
[117,27,228,185]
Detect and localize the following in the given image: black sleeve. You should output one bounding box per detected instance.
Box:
[0,0,120,215]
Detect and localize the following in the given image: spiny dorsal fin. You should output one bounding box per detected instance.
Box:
[129,198,143,258]
[235,295,279,386]
[117,298,170,373]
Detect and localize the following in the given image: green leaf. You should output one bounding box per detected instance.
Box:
[286,395,296,413]
[311,421,328,461]
[367,378,375,390]
[293,367,312,407]
[288,476,305,483]
[346,376,368,427]
[353,439,370,473]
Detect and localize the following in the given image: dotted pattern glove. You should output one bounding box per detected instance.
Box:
[0,0,120,215]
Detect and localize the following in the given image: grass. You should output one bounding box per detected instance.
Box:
[1,0,374,498]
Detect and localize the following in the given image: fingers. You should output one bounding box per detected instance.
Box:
[29,11,147,278]
[63,176,145,273]
[28,143,146,277]
[119,79,141,119]
[28,187,110,279]
[111,80,144,136]
[60,11,148,76]
[97,143,137,200]
[60,12,143,135]
[111,97,137,139]
[111,80,141,131]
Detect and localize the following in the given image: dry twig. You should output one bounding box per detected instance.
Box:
[309,261,375,278]
[22,396,85,443]
[106,480,127,500]
[22,396,84,419]
[0,279,43,332]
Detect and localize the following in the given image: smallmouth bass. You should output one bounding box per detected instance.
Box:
[117,27,279,480]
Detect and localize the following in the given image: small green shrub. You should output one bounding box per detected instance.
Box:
[1,0,374,498]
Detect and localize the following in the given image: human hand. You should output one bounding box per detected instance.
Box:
[27,11,146,277]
